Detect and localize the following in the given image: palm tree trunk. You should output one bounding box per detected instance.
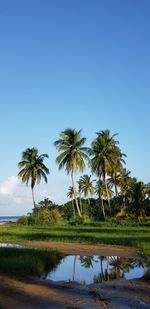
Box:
[71,171,82,217]
[72,200,76,218]
[31,187,36,208]
[104,176,111,216]
[101,196,105,219]
[114,182,118,197]
[79,194,82,214]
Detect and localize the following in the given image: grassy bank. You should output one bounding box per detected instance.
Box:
[0,247,63,277]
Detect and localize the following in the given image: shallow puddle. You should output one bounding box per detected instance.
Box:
[45,255,147,284]
[0,243,23,248]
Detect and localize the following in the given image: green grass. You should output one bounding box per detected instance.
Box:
[0,247,63,277]
[0,220,149,254]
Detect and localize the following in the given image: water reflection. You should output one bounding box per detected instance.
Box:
[46,255,146,284]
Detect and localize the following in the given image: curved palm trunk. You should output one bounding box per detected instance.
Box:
[71,171,82,217]
[79,194,83,214]
[104,176,111,216]
[71,200,76,218]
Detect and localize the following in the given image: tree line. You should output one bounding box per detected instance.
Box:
[18,128,150,222]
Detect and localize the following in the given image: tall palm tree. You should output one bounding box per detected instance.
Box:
[18,148,49,208]
[119,168,136,204]
[67,186,76,218]
[78,174,94,204]
[128,181,148,223]
[89,130,125,216]
[95,179,113,219]
[54,128,89,217]
[107,162,124,197]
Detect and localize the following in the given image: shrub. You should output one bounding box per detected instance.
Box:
[29,208,62,225]
[17,215,29,225]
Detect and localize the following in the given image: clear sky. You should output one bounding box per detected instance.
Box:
[0,0,150,215]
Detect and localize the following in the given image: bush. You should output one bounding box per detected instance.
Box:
[69,216,84,225]
[17,215,29,225]
[29,208,62,225]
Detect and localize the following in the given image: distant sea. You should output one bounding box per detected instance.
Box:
[0,216,20,223]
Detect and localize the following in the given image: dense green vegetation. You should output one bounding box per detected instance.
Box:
[0,247,62,277]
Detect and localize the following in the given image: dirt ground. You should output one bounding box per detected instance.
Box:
[0,242,149,309]
[0,275,149,309]
[18,241,139,257]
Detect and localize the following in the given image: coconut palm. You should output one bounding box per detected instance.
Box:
[54,128,89,217]
[119,169,136,204]
[128,181,149,223]
[95,179,105,219]
[78,174,95,204]
[107,162,124,197]
[67,186,76,218]
[18,148,49,208]
[95,179,113,218]
[89,130,125,216]
[38,198,54,209]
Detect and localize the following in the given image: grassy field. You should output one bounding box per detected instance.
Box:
[0,247,62,277]
[0,220,150,256]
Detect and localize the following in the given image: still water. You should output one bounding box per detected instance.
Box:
[45,255,146,284]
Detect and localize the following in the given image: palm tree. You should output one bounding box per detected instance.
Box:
[54,128,89,217]
[107,162,124,197]
[38,198,54,209]
[18,148,49,208]
[78,174,94,204]
[67,186,76,218]
[95,179,106,219]
[89,130,125,216]
[119,168,136,205]
[128,181,148,223]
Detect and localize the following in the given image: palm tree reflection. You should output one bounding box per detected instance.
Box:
[71,255,145,284]
[93,256,145,283]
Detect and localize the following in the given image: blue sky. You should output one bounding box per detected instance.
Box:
[0,0,150,215]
